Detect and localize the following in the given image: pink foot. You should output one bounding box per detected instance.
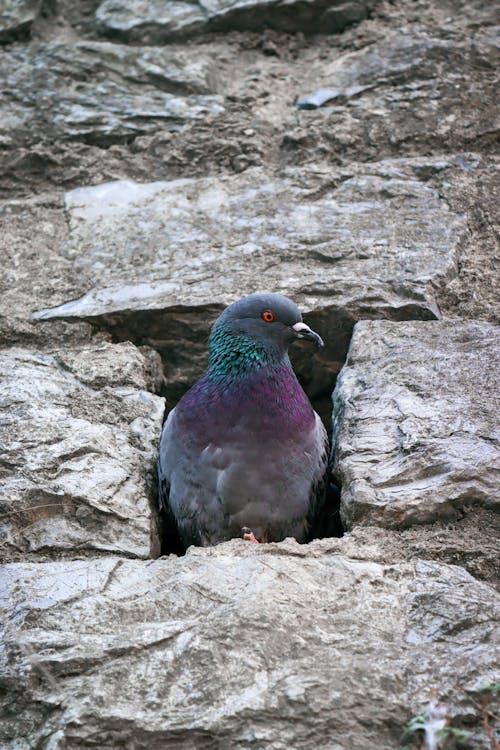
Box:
[241,527,260,544]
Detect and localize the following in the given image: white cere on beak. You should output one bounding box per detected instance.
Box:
[292,322,312,336]
[291,321,324,347]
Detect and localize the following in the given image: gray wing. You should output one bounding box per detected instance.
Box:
[157,408,187,553]
[158,407,227,549]
[158,408,174,514]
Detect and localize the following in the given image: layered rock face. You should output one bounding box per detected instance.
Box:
[0,0,498,748]
[3,543,499,749]
[333,320,500,530]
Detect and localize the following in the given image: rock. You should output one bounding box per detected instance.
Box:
[431,158,500,325]
[96,0,207,42]
[333,320,500,529]
[32,159,466,410]
[314,518,500,589]
[0,41,224,148]
[300,31,473,95]
[95,0,371,43]
[0,0,40,43]
[296,87,343,110]
[0,345,165,561]
[1,540,498,748]
[0,1,498,747]
[321,1,368,32]
[0,195,98,349]
[292,28,498,159]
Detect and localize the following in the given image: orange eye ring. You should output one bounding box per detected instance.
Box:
[261,310,275,323]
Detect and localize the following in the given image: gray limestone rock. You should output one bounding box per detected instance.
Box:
[300,31,478,97]
[32,159,466,405]
[0,0,40,42]
[0,41,224,148]
[292,28,498,158]
[0,195,100,349]
[96,0,207,42]
[1,540,498,748]
[0,344,165,561]
[95,0,371,43]
[333,320,500,529]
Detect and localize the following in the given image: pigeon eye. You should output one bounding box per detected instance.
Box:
[261,310,275,323]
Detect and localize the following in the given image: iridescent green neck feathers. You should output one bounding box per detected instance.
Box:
[208,325,281,376]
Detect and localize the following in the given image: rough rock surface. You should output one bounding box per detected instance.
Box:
[1,540,499,749]
[0,344,165,561]
[0,195,94,349]
[0,0,40,42]
[0,41,223,148]
[35,159,464,319]
[297,28,498,156]
[333,320,500,529]
[1,0,499,746]
[293,27,498,160]
[95,0,372,42]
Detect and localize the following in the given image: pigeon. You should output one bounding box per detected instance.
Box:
[158,293,329,550]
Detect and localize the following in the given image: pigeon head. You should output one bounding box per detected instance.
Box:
[208,293,323,375]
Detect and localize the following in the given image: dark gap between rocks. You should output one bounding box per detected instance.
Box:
[79,132,143,149]
[74,304,354,553]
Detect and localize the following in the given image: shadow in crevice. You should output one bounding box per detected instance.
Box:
[158,506,186,557]
[312,478,344,541]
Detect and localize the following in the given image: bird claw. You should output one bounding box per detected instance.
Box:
[241,526,260,544]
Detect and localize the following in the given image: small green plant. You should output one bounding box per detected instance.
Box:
[471,683,500,750]
[401,697,471,750]
[401,685,499,750]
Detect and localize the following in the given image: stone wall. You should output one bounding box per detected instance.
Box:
[1,0,498,748]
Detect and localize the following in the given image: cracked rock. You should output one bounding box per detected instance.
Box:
[95,0,372,43]
[0,41,224,148]
[333,320,500,529]
[1,540,498,748]
[0,0,41,43]
[0,344,165,561]
[293,28,498,160]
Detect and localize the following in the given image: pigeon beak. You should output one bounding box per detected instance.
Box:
[292,321,324,348]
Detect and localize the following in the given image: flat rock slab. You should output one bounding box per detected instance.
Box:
[333,320,500,529]
[0,344,165,561]
[1,540,498,749]
[33,159,466,319]
[95,0,371,43]
[0,41,223,148]
[33,159,466,400]
[0,0,40,42]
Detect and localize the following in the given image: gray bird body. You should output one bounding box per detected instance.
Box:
[158,293,328,549]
